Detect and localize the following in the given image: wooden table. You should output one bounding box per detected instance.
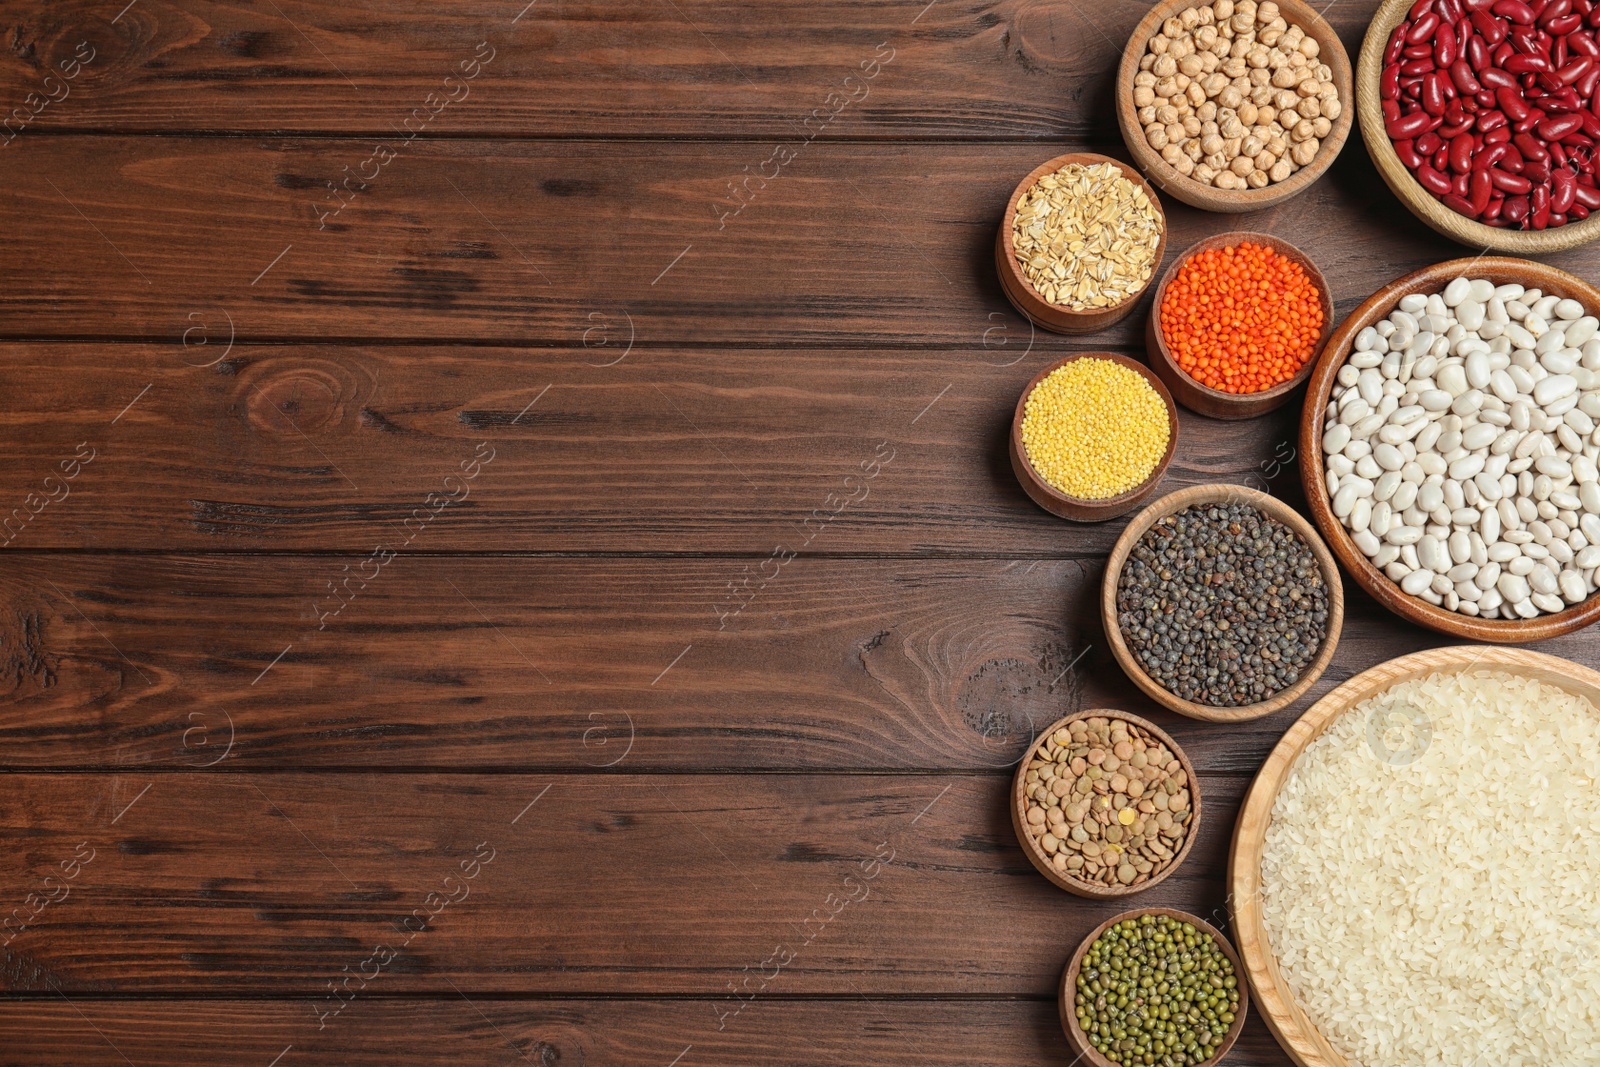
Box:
[4,2,1600,1063]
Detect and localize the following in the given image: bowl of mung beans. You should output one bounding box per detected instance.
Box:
[996,152,1167,334]
[1060,908,1249,1067]
[1010,354,1180,522]
[1011,710,1202,899]
[1103,484,1344,721]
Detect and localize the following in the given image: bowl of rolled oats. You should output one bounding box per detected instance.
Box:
[996,153,1167,334]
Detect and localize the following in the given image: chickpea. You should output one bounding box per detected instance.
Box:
[1312,115,1332,137]
[1170,35,1195,59]
[1196,4,1215,24]
[1180,5,1200,28]
[1222,55,1247,77]
[1135,70,1157,87]
[1324,97,1343,120]
[1247,169,1269,188]
[1193,162,1219,184]
[1138,104,1159,124]
[1153,54,1178,78]
[1241,134,1264,157]
[1149,33,1170,54]
[1162,16,1183,36]
[1215,0,1235,19]
[1196,100,1218,121]
[1179,53,1204,76]
[1187,81,1207,106]
[1269,159,1293,182]
[1173,153,1196,176]
[1299,36,1319,58]
[1218,85,1243,109]
[1237,101,1259,125]
[1197,25,1219,48]
[1271,65,1297,88]
[1184,138,1204,161]
[1200,50,1220,72]
[1201,133,1225,156]
[1181,114,1203,137]
[1249,68,1272,89]
[1134,86,1156,108]
[1205,150,1229,170]
[1292,117,1316,141]
[1260,27,1282,46]
[1146,124,1170,150]
[1298,96,1321,119]
[1201,118,1220,136]
[1222,112,1247,137]
[1166,121,1186,142]
[1156,76,1181,97]
[1290,137,1319,165]
[1162,143,1186,166]
[1254,148,1277,171]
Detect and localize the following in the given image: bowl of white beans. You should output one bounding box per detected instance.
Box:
[1300,257,1600,642]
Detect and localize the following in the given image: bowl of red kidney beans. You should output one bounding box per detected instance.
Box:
[1357,0,1600,250]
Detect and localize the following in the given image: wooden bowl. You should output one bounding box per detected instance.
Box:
[1060,907,1251,1067]
[995,152,1167,335]
[1146,232,1334,419]
[1116,0,1354,213]
[1011,710,1202,899]
[1299,256,1600,642]
[1230,645,1600,1067]
[1356,0,1600,252]
[1010,354,1180,523]
[1103,484,1345,722]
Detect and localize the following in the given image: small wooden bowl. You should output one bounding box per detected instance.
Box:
[1357,0,1600,253]
[1300,256,1600,642]
[1116,0,1353,213]
[1230,645,1600,1067]
[1103,484,1344,722]
[1060,907,1251,1067]
[995,152,1167,335]
[1010,354,1179,523]
[1146,232,1334,420]
[1011,710,1203,899]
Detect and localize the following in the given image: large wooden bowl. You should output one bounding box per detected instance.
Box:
[1103,484,1344,722]
[1146,232,1334,419]
[1116,0,1353,213]
[1011,710,1202,899]
[1060,907,1250,1067]
[1299,257,1600,642]
[1010,354,1179,522]
[1229,645,1600,1067]
[996,152,1167,335]
[1356,0,1600,252]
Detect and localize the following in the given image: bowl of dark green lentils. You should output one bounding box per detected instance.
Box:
[1101,483,1344,723]
[1060,908,1248,1067]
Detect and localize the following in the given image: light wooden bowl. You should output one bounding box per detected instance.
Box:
[1229,645,1600,1067]
[1116,0,1354,213]
[1356,0,1600,252]
[995,152,1167,334]
[1146,232,1334,419]
[1060,907,1250,1067]
[1011,710,1202,899]
[1299,256,1600,642]
[1103,484,1344,722]
[1010,354,1179,522]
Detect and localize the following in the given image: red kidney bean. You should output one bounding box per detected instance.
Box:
[1548,11,1587,29]
[1478,140,1513,167]
[1589,3,1600,23]
[1396,137,1426,167]
[1417,162,1455,192]
[1492,165,1537,189]
[1484,193,1507,217]
[1540,112,1586,135]
[1574,179,1600,204]
[1437,144,1453,167]
[1526,156,1555,178]
[1476,8,1510,39]
[1504,142,1528,167]
[1412,0,1436,15]
[1418,129,1445,153]
[1447,101,1472,124]
[1578,65,1600,93]
[1553,209,1571,221]
[1388,26,1409,64]
[1496,0,1537,21]
[1443,191,1480,212]
[1452,57,1485,93]
[1384,62,1403,98]
[1384,98,1404,124]
[1450,131,1477,169]
[1487,121,1515,141]
[1506,193,1533,218]
[1424,71,1450,112]
[1571,201,1590,218]
[1553,140,1571,164]
[1402,56,1438,74]
[1570,29,1600,53]
[1506,53,1554,71]
[1443,118,1476,136]
[1442,0,1467,19]
[1533,182,1553,224]
[1471,165,1497,208]
[1557,35,1571,65]
[1405,42,1436,58]
[1410,10,1444,39]
[1581,109,1600,134]
[1495,41,1517,65]
[1469,32,1492,65]
[1553,166,1579,206]
[1559,55,1595,81]
[1479,106,1510,129]
[1467,0,1498,9]
[1497,84,1532,118]
[1516,129,1554,155]
[1533,0,1551,13]
[1438,30,1460,65]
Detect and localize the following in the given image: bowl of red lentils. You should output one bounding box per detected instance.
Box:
[1145,231,1333,419]
[1009,354,1180,522]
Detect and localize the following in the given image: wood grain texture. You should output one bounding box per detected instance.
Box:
[0,999,1300,1066]
[0,772,1248,995]
[5,139,1600,347]
[1299,256,1600,642]
[5,554,1600,773]
[1229,646,1600,1067]
[0,0,1384,140]
[1114,0,1355,213]
[1101,484,1343,722]
[0,343,1304,553]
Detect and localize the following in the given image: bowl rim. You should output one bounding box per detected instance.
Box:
[1355,0,1600,253]
[1297,256,1600,642]
[997,151,1167,319]
[1010,353,1180,514]
[1059,906,1251,1067]
[1115,0,1355,212]
[1147,230,1335,408]
[1101,483,1346,722]
[1010,709,1203,899]
[1228,645,1600,1067]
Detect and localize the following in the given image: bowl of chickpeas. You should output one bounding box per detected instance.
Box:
[1115,0,1354,212]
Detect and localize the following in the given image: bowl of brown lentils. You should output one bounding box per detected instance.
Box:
[1102,484,1344,723]
[1011,710,1201,898]
[1115,0,1354,213]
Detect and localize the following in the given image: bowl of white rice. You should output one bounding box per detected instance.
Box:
[1230,645,1600,1067]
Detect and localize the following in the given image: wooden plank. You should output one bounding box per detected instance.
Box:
[0,140,1572,346]
[0,772,1243,995]
[0,343,1303,553]
[0,999,1298,1066]
[5,555,1597,772]
[0,0,1375,142]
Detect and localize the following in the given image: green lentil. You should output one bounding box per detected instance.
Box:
[1074,914,1240,1067]
[1116,502,1329,707]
